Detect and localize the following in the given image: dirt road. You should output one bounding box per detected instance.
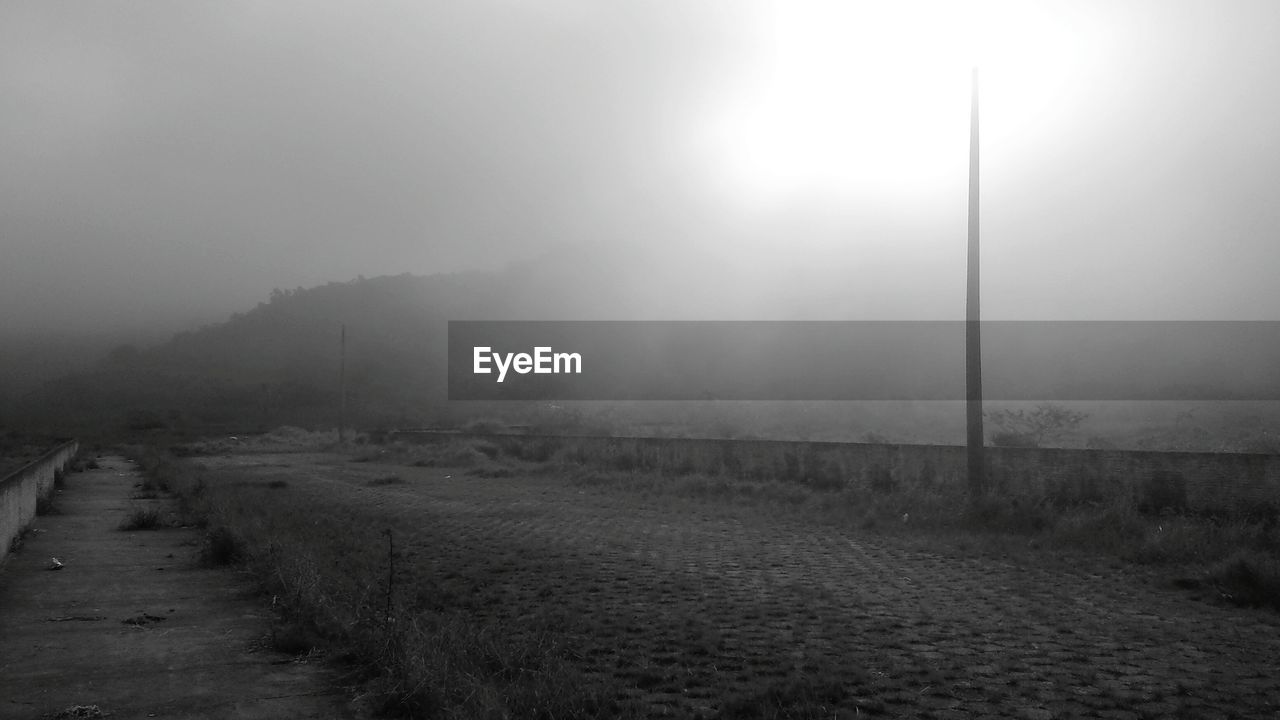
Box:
[205,453,1280,719]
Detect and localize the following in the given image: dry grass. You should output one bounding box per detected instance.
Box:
[336,432,1280,613]
[364,434,1280,587]
[139,448,639,718]
[1205,550,1280,610]
[167,426,346,457]
[484,435,1280,611]
[118,505,164,531]
[125,437,1280,717]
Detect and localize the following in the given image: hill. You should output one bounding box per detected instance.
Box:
[15,272,467,436]
[11,245,759,437]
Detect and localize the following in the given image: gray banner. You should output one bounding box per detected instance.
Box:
[447,321,1280,401]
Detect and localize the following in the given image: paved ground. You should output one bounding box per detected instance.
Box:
[202,453,1280,719]
[0,455,358,720]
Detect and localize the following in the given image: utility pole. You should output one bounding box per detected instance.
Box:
[966,67,985,499]
[339,324,347,443]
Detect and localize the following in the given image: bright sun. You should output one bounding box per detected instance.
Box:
[699,0,1102,207]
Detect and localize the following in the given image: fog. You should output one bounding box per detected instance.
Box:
[4,0,1280,339]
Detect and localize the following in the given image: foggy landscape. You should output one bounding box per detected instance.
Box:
[2,1,1280,718]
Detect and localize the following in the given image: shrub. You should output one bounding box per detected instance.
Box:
[963,494,1052,535]
[1206,550,1280,610]
[200,525,244,566]
[119,506,163,531]
[505,437,560,463]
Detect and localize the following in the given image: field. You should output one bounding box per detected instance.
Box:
[150,433,1280,718]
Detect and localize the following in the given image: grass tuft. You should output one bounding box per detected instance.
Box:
[200,525,244,566]
[1206,550,1280,610]
[119,505,163,531]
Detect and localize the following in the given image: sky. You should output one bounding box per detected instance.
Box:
[3,0,1280,336]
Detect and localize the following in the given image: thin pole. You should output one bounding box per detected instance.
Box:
[339,324,347,443]
[966,67,985,498]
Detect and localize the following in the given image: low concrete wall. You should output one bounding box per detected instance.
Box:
[1,439,79,556]
[393,431,1280,516]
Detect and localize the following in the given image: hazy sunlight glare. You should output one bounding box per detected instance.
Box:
[697,0,1104,208]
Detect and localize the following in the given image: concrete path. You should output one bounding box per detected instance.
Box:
[0,455,357,720]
